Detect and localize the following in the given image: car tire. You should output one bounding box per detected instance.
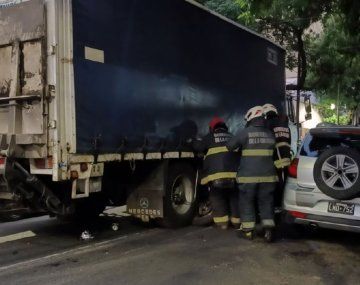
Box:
[157,163,197,228]
[314,147,360,200]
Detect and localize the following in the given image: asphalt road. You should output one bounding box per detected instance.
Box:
[0,214,359,285]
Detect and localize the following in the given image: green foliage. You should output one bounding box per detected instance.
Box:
[197,0,245,21]
[316,92,351,125]
[246,0,334,88]
[198,0,256,26]
[235,0,255,26]
[307,12,360,114]
[337,0,360,35]
[323,114,350,125]
[198,0,332,88]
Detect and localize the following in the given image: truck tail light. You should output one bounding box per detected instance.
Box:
[80,163,88,172]
[70,171,79,180]
[288,158,299,178]
[0,157,6,171]
[288,210,307,219]
[34,157,53,169]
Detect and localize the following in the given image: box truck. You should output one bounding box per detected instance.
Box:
[0,0,285,226]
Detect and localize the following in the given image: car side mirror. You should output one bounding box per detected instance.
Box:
[304,96,312,121]
[305,113,312,120]
[286,94,295,123]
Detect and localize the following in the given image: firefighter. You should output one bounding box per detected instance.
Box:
[227,106,278,242]
[263,104,292,206]
[193,117,240,230]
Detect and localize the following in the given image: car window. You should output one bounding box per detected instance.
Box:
[300,135,319,157]
[300,134,341,157]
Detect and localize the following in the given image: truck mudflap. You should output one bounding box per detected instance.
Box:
[1,158,72,216]
[127,190,164,221]
[126,163,166,222]
[126,161,198,227]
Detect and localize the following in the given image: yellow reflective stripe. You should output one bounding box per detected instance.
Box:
[274,158,291,169]
[201,172,237,185]
[213,215,229,224]
[274,160,281,168]
[241,222,255,229]
[236,176,278,183]
[205,146,229,157]
[230,217,241,225]
[276,142,291,148]
[242,149,273,156]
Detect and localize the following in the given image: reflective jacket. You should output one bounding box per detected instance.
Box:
[266,115,292,169]
[193,128,240,185]
[226,118,278,184]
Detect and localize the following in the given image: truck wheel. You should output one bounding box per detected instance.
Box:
[159,163,197,228]
[314,147,360,200]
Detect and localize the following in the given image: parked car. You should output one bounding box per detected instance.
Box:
[284,126,360,233]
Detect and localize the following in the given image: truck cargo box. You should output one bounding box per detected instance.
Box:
[0,0,285,161]
[0,0,286,224]
[72,0,285,154]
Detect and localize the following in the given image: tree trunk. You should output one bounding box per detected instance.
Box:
[295,29,306,146]
[297,30,307,90]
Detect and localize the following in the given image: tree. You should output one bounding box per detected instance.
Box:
[252,0,359,124]
[307,13,359,123]
[200,0,332,89]
[316,91,352,125]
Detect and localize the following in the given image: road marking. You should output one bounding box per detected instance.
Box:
[0,230,156,273]
[0,231,36,244]
[0,226,211,274]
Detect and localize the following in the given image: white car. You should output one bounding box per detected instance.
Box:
[284,126,360,232]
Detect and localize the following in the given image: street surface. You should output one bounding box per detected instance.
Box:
[0,213,359,285]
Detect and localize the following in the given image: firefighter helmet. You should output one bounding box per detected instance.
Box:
[263,104,278,115]
[209,117,225,132]
[245,106,263,122]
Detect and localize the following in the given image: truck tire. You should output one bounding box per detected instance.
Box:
[314,147,360,200]
[158,163,197,228]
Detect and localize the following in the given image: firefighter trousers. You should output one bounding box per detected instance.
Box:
[275,168,288,208]
[238,182,276,231]
[209,185,240,228]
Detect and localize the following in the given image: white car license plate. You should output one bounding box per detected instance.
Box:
[328,202,355,215]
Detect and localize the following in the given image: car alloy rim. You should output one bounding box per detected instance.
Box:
[171,175,194,215]
[321,154,359,190]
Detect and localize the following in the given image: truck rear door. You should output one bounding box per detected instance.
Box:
[0,0,47,158]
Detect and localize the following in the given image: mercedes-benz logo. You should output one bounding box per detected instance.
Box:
[139,198,149,209]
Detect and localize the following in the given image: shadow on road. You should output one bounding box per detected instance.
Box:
[277,221,360,250]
